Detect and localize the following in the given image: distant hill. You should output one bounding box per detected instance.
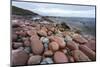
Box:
[12,6,38,16]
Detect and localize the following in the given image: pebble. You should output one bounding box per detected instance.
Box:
[68,56,74,62]
[72,34,88,44]
[22,37,30,47]
[27,30,37,36]
[61,49,68,54]
[49,41,59,51]
[47,31,53,36]
[12,34,18,41]
[44,50,53,57]
[41,27,48,32]
[24,47,32,54]
[64,35,72,42]
[40,58,53,64]
[40,37,49,44]
[37,30,47,37]
[13,42,23,49]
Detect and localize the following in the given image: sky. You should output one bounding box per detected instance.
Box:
[12,1,95,18]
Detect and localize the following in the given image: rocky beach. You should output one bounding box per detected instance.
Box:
[11,3,96,66]
[11,14,96,66]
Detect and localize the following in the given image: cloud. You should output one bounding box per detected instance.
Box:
[12,1,95,18]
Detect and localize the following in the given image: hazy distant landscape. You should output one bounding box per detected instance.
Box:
[47,17,96,36]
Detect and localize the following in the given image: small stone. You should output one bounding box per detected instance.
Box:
[50,27,55,32]
[47,27,55,32]
[29,53,34,57]
[64,35,72,42]
[72,34,88,44]
[68,56,74,62]
[23,40,30,47]
[28,55,42,65]
[13,42,23,49]
[17,38,22,42]
[40,61,46,64]
[12,22,20,28]
[54,51,68,63]
[35,24,41,31]
[41,27,48,32]
[44,43,49,49]
[37,30,47,37]
[56,33,63,37]
[22,37,28,42]
[44,50,53,57]
[40,37,49,44]
[47,31,52,36]
[12,34,18,41]
[18,47,24,50]
[17,30,27,37]
[61,49,68,54]
[24,47,31,54]
[22,37,30,47]
[49,41,59,51]
[27,30,37,36]
[40,58,53,64]
[62,31,68,37]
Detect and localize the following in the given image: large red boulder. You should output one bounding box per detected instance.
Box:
[30,35,44,55]
[54,51,68,63]
[12,49,29,66]
[71,50,91,62]
[66,40,79,50]
[79,45,96,61]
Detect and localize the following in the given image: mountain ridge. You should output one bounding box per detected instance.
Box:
[12,6,39,16]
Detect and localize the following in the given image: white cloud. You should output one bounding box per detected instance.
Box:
[12,1,95,18]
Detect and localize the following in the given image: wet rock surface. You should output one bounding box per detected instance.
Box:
[11,15,96,66]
